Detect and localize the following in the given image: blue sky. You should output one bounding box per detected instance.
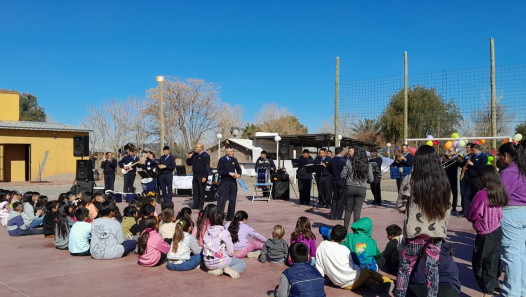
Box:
[1,1,525,131]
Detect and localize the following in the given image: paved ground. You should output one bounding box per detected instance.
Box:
[0,177,487,297]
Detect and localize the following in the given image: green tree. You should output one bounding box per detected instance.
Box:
[516,121,526,136]
[20,93,46,122]
[352,118,381,143]
[242,123,259,138]
[379,86,462,143]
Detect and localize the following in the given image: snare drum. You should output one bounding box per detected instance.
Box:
[141,178,157,192]
[257,167,271,184]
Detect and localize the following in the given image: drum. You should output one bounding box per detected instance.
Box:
[257,167,271,184]
[141,178,157,192]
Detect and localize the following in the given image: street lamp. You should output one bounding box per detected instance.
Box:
[274,135,281,168]
[230,127,240,138]
[156,75,165,153]
[216,133,223,161]
[387,143,392,159]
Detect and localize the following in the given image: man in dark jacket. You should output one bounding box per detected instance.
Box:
[313,148,332,208]
[186,143,210,210]
[328,147,346,220]
[391,144,414,192]
[443,147,460,212]
[216,147,242,221]
[101,152,117,191]
[158,146,176,208]
[118,148,140,193]
[297,149,314,205]
[465,144,488,215]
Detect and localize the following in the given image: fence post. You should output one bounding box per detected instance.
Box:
[335,56,340,147]
[404,51,408,144]
[490,38,497,150]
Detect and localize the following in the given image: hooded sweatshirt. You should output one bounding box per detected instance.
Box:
[342,217,382,270]
[316,240,361,288]
[203,225,234,269]
[7,211,29,236]
[259,238,289,263]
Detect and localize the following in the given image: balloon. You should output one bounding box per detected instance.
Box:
[479,139,486,145]
[451,133,460,139]
[488,156,494,162]
[487,161,492,165]
[458,140,466,148]
[453,140,459,148]
[426,135,434,139]
[426,140,433,146]
[473,140,480,145]
[503,138,509,144]
[408,147,417,154]
[432,140,439,146]
[514,133,523,141]
[444,141,453,150]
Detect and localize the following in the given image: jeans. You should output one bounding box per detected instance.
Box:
[122,240,137,257]
[500,207,526,297]
[344,186,366,231]
[166,254,202,271]
[29,215,44,228]
[228,257,246,273]
[21,228,44,235]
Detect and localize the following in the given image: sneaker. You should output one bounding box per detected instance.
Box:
[224,267,240,279]
[369,281,394,293]
[247,251,261,258]
[207,268,223,276]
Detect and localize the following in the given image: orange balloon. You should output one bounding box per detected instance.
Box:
[503,138,509,143]
[444,141,453,150]
[479,139,486,145]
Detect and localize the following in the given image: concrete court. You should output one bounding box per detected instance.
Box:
[0,183,485,297]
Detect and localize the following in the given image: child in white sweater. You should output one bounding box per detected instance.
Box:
[315,225,394,292]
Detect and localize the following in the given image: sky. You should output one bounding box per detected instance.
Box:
[1,1,525,132]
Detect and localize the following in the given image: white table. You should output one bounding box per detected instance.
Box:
[173,175,193,195]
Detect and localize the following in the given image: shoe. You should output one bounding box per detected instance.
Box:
[207,268,223,276]
[247,251,261,258]
[369,281,394,292]
[224,267,240,279]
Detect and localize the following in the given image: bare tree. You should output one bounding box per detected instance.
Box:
[460,95,514,137]
[255,104,308,135]
[318,113,360,137]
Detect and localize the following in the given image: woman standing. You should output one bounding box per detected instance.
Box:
[498,142,526,297]
[369,151,383,206]
[341,146,374,231]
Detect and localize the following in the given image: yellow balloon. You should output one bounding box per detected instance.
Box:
[451,133,460,139]
[426,140,433,146]
[444,141,453,150]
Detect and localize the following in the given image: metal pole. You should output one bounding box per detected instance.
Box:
[490,37,497,150]
[158,80,165,153]
[335,56,340,147]
[404,51,408,145]
[217,139,221,161]
[276,141,280,167]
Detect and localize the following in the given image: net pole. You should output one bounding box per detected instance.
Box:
[335,56,340,147]
[490,38,497,150]
[404,51,408,144]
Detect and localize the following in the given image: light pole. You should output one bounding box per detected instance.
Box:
[216,133,223,161]
[337,134,342,147]
[230,127,240,138]
[387,143,392,159]
[274,135,281,168]
[156,75,165,153]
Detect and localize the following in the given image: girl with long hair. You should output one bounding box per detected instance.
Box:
[54,204,70,250]
[226,210,266,258]
[195,204,217,247]
[467,165,508,296]
[394,145,451,297]
[166,217,202,271]
[289,216,316,265]
[498,142,526,296]
[341,145,374,230]
[137,216,171,267]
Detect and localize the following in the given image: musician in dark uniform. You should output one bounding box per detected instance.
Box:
[369,151,383,206]
[328,147,346,220]
[443,147,460,212]
[391,144,414,192]
[216,147,242,221]
[255,150,276,197]
[297,149,314,205]
[118,148,140,193]
[458,143,473,214]
[313,148,332,208]
[101,152,117,192]
[141,151,158,174]
[464,144,488,215]
[186,143,210,210]
[158,146,176,208]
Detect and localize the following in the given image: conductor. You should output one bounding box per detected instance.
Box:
[186,143,210,210]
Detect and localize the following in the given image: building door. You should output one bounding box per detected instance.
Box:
[3,144,29,182]
[25,144,30,182]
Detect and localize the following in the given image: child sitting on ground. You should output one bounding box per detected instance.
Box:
[166,217,202,271]
[259,225,288,264]
[159,208,176,239]
[121,206,140,240]
[7,202,43,236]
[138,204,156,233]
[137,216,171,267]
[342,217,384,271]
[316,225,394,293]
[203,210,246,279]
[272,242,326,297]
[0,193,10,226]
[381,224,403,275]
[69,208,92,256]
[22,191,44,228]
[43,200,59,238]
[195,204,217,247]
[290,216,316,265]
[175,207,192,223]
[226,210,267,258]
[54,204,71,250]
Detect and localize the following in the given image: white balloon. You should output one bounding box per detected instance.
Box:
[458,140,466,148]
[513,133,523,142]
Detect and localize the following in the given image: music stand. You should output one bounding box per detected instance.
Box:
[305,164,324,211]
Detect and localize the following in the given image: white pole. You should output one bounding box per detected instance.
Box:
[217,139,221,161]
[276,141,280,168]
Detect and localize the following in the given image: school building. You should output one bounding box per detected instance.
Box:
[0,91,89,182]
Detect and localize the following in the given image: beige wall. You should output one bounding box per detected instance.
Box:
[0,129,89,181]
[0,93,20,122]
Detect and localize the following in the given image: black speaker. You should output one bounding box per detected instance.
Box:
[76,160,94,182]
[278,141,290,157]
[175,165,186,176]
[272,180,290,200]
[70,181,94,201]
[73,135,89,157]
